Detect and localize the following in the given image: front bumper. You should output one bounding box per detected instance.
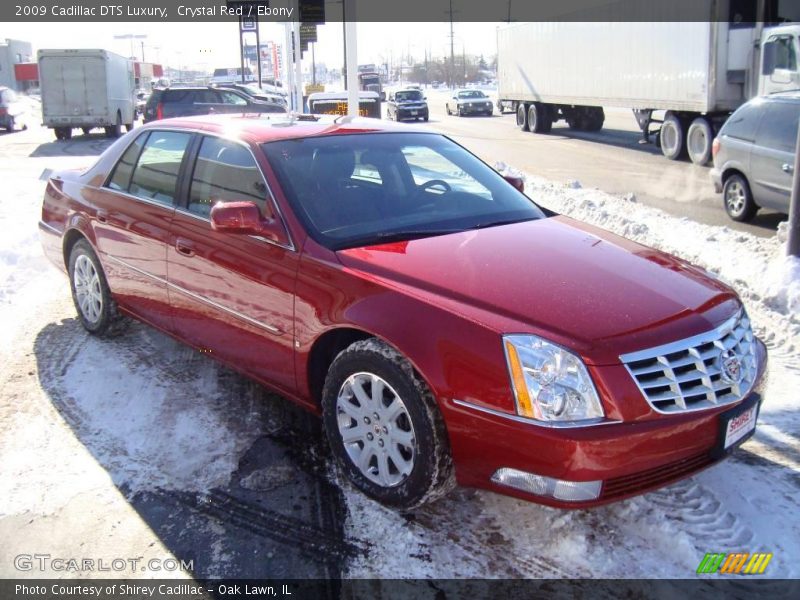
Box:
[446,338,767,508]
[458,103,493,114]
[396,106,428,120]
[710,168,723,193]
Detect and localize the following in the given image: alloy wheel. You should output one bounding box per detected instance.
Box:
[73,254,103,324]
[725,180,746,216]
[336,372,416,488]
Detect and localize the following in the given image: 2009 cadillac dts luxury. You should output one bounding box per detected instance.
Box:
[39,114,767,509]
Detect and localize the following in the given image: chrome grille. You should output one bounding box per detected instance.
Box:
[620,310,757,414]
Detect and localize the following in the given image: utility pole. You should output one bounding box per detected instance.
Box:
[449,0,455,89]
[788,124,800,257]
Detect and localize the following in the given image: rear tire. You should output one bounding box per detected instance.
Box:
[660,112,687,160]
[322,339,454,510]
[105,113,122,138]
[687,117,714,165]
[516,103,529,131]
[528,102,550,133]
[68,239,127,336]
[82,127,92,136]
[722,173,758,222]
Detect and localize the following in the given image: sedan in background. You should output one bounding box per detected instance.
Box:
[40,114,766,511]
[710,92,799,222]
[446,89,494,117]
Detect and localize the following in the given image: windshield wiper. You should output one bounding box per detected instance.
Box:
[335,228,463,250]
[466,217,538,231]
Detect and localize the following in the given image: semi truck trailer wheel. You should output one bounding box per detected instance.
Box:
[687,117,713,165]
[527,103,551,133]
[516,104,528,131]
[660,112,687,160]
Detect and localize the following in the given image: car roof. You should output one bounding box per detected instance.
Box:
[139,114,430,143]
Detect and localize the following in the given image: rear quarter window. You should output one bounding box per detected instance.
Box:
[754,101,800,153]
[721,101,764,142]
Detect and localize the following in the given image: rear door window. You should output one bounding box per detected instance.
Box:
[127,131,193,206]
[754,102,800,152]
[218,91,248,106]
[107,132,148,192]
[188,136,271,218]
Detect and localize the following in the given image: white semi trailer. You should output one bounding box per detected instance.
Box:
[39,49,136,141]
[497,17,800,165]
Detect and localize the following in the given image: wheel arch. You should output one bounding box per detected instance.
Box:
[62,227,91,270]
[304,326,442,414]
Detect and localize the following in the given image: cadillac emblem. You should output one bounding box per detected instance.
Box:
[719,349,743,385]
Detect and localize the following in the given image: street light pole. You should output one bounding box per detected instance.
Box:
[787,123,800,257]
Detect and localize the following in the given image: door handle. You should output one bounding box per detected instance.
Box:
[175,238,195,257]
[782,163,794,174]
[96,209,108,224]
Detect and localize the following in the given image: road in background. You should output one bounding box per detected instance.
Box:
[407,89,785,238]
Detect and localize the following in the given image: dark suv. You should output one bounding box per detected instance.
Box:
[143,87,286,123]
[386,89,429,122]
[711,92,799,222]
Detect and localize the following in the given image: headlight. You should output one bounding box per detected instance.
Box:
[503,335,604,423]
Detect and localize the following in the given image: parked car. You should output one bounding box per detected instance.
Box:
[710,92,799,222]
[386,88,429,122]
[0,87,30,132]
[446,89,493,116]
[212,82,288,107]
[143,86,286,123]
[40,114,766,510]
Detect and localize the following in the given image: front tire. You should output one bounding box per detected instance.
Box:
[68,239,126,336]
[723,173,758,222]
[322,339,454,510]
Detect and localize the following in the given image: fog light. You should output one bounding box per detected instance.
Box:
[491,468,602,502]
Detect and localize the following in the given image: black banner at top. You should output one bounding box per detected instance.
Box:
[4,0,796,22]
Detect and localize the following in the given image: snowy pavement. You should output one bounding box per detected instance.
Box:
[0,123,798,582]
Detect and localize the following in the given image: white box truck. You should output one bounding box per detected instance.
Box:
[497,14,800,165]
[38,49,136,141]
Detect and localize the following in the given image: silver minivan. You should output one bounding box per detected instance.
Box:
[710,92,799,222]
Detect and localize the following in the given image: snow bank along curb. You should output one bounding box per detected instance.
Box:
[495,162,800,358]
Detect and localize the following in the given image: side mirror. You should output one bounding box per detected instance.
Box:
[210,201,287,244]
[503,174,525,193]
[771,68,794,85]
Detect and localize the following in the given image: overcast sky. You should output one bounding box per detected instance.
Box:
[2,21,501,71]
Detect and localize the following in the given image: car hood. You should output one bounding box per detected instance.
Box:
[336,216,739,364]
[458,98,489,103]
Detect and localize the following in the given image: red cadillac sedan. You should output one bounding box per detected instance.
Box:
[39,114,767,510]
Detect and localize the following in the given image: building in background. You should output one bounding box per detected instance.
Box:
[0,39,33,91]
[134,62,164,88]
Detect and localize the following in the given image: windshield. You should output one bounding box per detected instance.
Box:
[395,90,423,102]
[239,84,264,96]
[361,76,380,85]
[262,133,545,250]
[458,91,486,99]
